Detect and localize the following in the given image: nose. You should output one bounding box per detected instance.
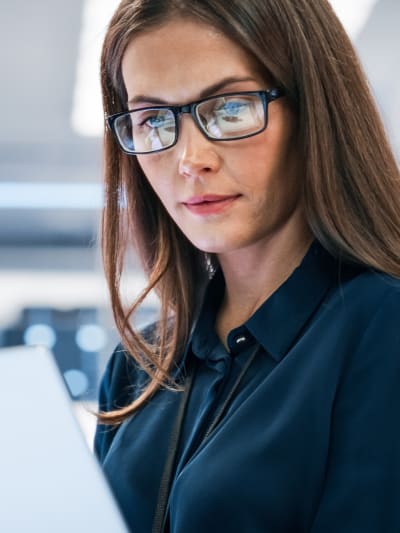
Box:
[177,115,222,179]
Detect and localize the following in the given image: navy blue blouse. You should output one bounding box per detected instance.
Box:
[95,241,400,532]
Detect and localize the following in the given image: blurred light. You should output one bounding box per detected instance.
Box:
[64,369,89,398]
[330,0,379,38]
[71,0,120,137]
[75,324,107,352]
[0,182,103,209]
[24,324,57,349]
[0,271,156,328]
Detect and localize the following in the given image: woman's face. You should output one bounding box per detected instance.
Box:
[121,18,305,256]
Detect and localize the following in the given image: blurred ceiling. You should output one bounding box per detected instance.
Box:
[0,0,101,248]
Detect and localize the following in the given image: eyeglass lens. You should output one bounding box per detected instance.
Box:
[197,94,265,139]
[114,93,266,153]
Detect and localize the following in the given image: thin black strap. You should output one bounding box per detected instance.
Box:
[202,343,260,440]
[151,361,197,533]
[152,343,260,533]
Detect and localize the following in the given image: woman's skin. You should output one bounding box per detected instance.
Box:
[122,18,313,345]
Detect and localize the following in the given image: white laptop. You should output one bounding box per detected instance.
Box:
[0,345,128,532]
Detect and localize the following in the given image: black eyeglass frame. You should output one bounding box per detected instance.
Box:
[106,87,285,155]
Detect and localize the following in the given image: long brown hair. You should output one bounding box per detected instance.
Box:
[99,0,400,424]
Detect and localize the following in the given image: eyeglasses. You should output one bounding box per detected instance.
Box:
[107,88,284,155]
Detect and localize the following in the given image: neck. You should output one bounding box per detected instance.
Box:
[216,218,313,346]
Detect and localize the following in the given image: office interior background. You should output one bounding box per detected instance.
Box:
[0,0,399,444]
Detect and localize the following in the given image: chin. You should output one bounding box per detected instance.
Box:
[189,236,239,255]
[187,237,223,254]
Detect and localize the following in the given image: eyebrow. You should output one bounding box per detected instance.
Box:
[127,76,258,107]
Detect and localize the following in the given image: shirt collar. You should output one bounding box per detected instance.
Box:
[188,240,340,364]
[190,268,225,362]
[246,240,338,361]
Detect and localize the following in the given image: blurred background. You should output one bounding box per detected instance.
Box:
[0,0,399,445]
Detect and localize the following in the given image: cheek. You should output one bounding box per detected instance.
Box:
[136,155,158,187]
[136,156,173,206]
[230,132,302,220]
[223,136,294,196]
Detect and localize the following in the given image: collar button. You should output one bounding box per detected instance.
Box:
[235,335,247,345]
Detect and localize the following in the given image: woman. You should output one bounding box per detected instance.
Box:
[95,1,400,532]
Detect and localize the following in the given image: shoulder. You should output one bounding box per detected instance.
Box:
[356,272,400,350]
[318,266,400,375]
[330,268,400,377]
[353,272,400,350]
[97,321,159,413]
[330,265,400,322]
[342,265,400,297]
[94,322,159,462]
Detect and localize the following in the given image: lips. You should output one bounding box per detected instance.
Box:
[183,194,240,215]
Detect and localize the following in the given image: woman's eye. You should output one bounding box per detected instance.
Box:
[136,115,164,128]
[147,115,167,128]
[138,113,174,131]
[222,102,247,115]
[212,100,251,123]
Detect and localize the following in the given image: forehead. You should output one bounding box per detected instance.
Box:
[121,18,265,104]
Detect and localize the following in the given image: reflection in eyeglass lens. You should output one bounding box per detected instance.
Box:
[130,109,176,151]
[199,95,264,138]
